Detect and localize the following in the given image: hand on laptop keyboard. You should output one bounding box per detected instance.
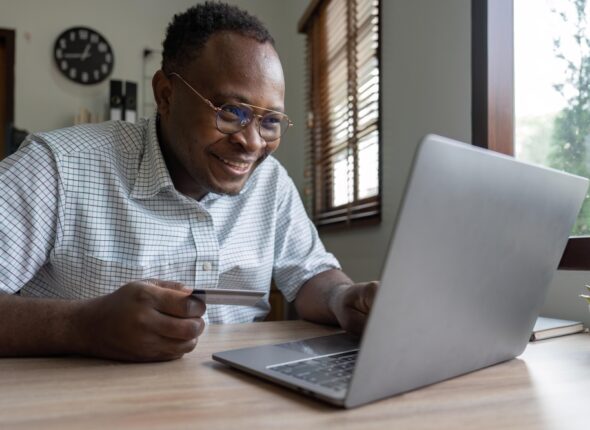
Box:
[329,281,379,335]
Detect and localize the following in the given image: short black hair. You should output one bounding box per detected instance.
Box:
[162,1,275,74]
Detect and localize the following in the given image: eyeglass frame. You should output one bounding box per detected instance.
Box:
[167,72,293,142]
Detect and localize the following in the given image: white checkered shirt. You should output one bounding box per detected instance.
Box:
[0,115,340,324]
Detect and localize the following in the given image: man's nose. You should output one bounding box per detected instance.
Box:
[230,121,266,153]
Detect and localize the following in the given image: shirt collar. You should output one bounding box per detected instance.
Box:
[130,114,175,200]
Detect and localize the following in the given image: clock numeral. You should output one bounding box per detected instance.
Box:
[90,34,99,43]
[93,70,100,80]
[60,39,66,49]
[101,64,108,74]
[56,49,62,59]
[81,72,89,83]
[105,53,112,64]
[98,42,107,53]
[79,29,88,40]
[69,32,76,42]
[60,60,68,71]
[69,68,77,79]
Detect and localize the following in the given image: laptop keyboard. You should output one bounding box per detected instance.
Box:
[268,350,358,391]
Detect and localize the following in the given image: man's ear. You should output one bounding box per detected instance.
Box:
[152,70,172,118]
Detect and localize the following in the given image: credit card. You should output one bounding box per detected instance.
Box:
[191,288,266,306]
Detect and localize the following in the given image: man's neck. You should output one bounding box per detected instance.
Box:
[156,118,207,201]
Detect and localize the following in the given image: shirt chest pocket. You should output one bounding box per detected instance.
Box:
[54,252,198,297]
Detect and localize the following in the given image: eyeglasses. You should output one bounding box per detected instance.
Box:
[168,72,293,142]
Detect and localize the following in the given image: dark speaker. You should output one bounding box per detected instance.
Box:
[124,81,137,123]
[109,80,123,121]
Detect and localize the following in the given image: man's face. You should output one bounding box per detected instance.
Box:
[155,32,286,200]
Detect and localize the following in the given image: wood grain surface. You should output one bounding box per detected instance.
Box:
[1,320,589,430]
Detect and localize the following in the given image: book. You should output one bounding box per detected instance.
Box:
[530,316,585,341]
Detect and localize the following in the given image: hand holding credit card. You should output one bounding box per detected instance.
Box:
[192,288,265,306]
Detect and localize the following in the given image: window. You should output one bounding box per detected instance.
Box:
[515,0,590,236]
[472,0,590,269]
[299,0,381,227]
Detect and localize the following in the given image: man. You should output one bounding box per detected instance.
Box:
[0,2,377,362]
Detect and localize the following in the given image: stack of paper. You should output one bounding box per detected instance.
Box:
[530,316,585,341]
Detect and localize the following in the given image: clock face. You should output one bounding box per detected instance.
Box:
[53,27,114,85]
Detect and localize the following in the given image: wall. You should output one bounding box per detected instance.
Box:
[1,0,176,131]
[0,0,308,192]
[318,0,472,282]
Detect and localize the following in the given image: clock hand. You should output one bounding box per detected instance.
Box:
[80,43,91,61]
[63,44,92,60]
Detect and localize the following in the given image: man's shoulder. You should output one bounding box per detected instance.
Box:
[30,119,148,157]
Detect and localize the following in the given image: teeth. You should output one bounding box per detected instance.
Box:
[218,156,250,170]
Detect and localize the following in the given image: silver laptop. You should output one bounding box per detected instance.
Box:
[212,134,588,408]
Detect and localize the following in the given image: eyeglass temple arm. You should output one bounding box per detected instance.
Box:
[168,71,292,123]
[168,72,220,113]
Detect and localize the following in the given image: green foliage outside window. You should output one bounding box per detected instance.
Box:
[549,0,590,234]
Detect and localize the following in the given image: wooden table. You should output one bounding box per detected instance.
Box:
[1,320,589,430]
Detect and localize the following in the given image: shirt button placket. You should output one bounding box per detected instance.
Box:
[191,209,219,289]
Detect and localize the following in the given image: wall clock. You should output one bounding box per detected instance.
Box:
[53,26,114,85]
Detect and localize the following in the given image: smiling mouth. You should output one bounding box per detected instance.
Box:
[213,154,253,174]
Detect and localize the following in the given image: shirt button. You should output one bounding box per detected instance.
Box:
[202,261,212,271]
[197,213,207,222]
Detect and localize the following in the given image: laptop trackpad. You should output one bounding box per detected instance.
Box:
[277,333,360,356]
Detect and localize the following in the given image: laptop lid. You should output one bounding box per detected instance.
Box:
[213,134,588,409]
[344,134,587,407]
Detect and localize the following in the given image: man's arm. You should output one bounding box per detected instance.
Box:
[0,280,206,361]
[294,269,378,335]
[0,295,86,356]
[270,170,377,333]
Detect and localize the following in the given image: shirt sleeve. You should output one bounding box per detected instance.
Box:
[272,173,341,302]
[0,138,61,294]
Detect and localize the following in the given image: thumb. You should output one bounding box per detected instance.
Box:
[359,281,379,313]
[143,279,192,294]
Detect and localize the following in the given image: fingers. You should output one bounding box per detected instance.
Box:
[91,281,206,362]
[343,281,378,314]
[134,334,200,362]
[141,280,206,318]
[149,310,206,341]
[359,281,379,312]
[155,295,205,319]
[339,282,379,335]
[135,309,205,361]
[342,308,369,336]
[143,279,191,293]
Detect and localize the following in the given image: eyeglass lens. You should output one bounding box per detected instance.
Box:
[216,104,289,141]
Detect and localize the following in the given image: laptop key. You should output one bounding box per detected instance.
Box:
[269,350,359,391]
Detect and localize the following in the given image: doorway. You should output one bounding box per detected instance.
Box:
[0,29,15,160]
